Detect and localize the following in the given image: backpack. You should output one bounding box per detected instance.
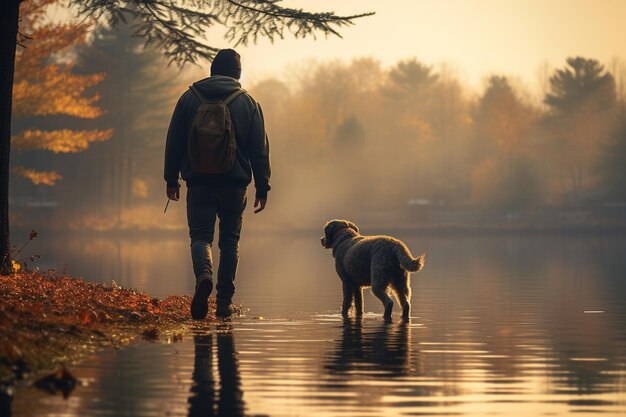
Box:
[188,85,246,174]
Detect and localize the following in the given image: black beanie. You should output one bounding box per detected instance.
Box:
[210,49,242,79]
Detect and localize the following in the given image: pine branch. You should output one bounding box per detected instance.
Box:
[225,0,372,23]
[70,0,373,66]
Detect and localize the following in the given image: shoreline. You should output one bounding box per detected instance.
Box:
[0,271,215,389]
[9,223,626,238]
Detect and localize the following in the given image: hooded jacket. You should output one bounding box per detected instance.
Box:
[164,76,271,198]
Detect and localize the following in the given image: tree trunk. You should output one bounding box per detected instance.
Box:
[0,0,20,274]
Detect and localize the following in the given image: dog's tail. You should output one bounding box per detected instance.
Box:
[395,245,426,272]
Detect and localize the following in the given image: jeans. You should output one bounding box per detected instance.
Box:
[187,185,247,304]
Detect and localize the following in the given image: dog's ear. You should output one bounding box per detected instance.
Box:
[347,221,359,233]
[324,222,336,247]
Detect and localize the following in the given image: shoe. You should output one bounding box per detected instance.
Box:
[190,278,213,320]
[215,301,236,318]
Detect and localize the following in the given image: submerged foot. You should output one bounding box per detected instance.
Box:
[216,301,236,319]
[191,277,213,320]
[383,301,393,321]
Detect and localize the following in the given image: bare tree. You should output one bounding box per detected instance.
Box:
[0,0,373,273]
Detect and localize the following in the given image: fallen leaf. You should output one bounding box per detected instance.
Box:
[77,309,98,325]
[141,327,159,341]
[34,364,77,399]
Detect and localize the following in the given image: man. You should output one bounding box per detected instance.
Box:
[164,49,271,319]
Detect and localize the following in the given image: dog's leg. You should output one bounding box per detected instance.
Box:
[341,281,354,318]
[395,276,412,322]
[371,282,393,321]
[353,286,364,317]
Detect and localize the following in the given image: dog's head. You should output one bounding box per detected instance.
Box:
[321,219,359,249]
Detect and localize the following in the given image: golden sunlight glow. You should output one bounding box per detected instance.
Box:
[231,0,626,92]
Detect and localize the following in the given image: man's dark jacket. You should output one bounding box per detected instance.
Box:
[164,76,271,198]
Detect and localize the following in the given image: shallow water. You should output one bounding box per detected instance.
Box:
[10,233,626,416]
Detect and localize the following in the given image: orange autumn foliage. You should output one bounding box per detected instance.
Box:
[0,270,202,327]
[12,166,62,186]
[12,0,112,185]
[13,0,105,119]
[0,269,215,384]
[12,128,113,153]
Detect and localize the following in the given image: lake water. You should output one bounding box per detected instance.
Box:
[9,233,626,416]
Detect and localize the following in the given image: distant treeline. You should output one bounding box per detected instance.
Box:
[253,57,625,219]
[10,9,626,230]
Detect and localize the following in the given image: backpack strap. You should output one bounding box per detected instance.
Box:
[189,85,206,103]
[224,88,246,106]
[189,86,246,105]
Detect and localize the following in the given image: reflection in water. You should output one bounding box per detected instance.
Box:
[9,236,626,416]
[189,326,245,417]
[0,390,11,417]
[326,318,414,378]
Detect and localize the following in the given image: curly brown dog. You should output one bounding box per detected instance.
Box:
[321,219,426,321]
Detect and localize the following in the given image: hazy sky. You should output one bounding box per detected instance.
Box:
[210,0,626,91]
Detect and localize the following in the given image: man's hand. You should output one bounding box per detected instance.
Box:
[254,197,267,214]
[166,186,180,201]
